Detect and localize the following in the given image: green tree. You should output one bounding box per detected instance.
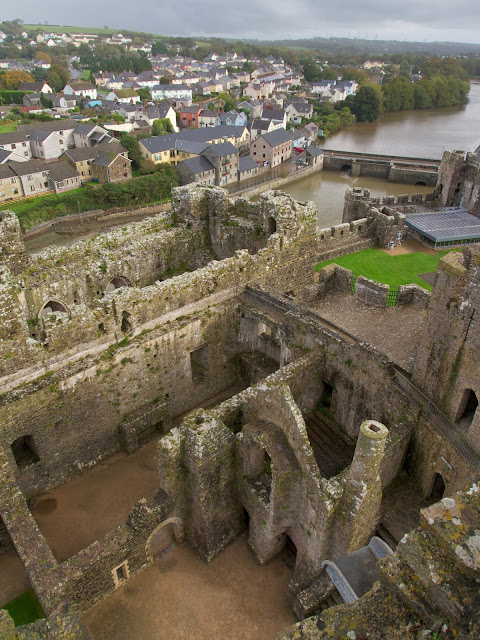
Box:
[119,133,142,170]
[137,87,151,101]
[45,70,62,92]
[346,86,380,122]
[152,118,174,136]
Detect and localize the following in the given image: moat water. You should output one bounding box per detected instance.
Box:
[282,82,480,227]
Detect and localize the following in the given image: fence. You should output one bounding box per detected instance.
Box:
[245,282,357,345]
[226,162,314,196]
[351,276,398,307]
[393,368,480,471]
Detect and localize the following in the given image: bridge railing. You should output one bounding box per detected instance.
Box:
[393,368,480,471]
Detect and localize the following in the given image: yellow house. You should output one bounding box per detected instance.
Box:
[139,126,250,166]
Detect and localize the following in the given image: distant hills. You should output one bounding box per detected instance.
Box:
[17,25,480,56]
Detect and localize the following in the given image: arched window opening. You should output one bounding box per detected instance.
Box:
[11,435,39,470]
[456,388,478,428]
[415,181,426,186]
[105,276,131,295]
[428,473,445,502]
[40,300,68,318]
[341,164,352,174]
[267,216,277,235]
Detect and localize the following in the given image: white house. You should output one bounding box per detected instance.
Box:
[63,83,98,100]
[150,84,192,101]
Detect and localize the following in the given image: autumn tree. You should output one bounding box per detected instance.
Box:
[2,70,33,90]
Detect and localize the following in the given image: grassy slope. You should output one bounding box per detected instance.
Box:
[0,123,18,133]
[1,590,45,627]
[315,247,459,291]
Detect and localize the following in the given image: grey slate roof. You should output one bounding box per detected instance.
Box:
[9,159,49,176]
[261,108,285,122]
[0,131,30,145]
[0,163,17,177]
[239,156,258,172]
[18,119,77,134]
[73,124,97,135]
[180,155,215,175]
[140,126,247,154]
[29,130,53,142]
[251,120,270,131]
[205,141,239,157]
[305,146,324,157]
[48,162,81,182]
[260,128,294,147]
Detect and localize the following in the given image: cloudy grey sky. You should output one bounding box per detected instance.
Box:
[5,0,480,44]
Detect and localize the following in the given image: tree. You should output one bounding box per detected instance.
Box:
[208,102,215,110]
[159,75,173,85]
[137,87,151,102]
[119,133,141,170]
[152,118,174,136]
[346,86,380,122]
[151,41,168,56]
[45,71,62,92]
[2,70,33,90]
[49,64,70,87]
[35,51,51,64]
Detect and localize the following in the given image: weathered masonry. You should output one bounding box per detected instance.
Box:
[0,174,479,638]
[323,149,439,186]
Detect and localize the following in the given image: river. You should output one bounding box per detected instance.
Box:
[282,82,480,227]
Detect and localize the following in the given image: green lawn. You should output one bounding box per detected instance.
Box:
[0,123,18,133]
[315,247,460,291]
[0,187,84,217]
[1,590,45,627]
[80,69,91,80]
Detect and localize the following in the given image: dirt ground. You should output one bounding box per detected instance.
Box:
[313,291,427,372]
[32,439,160,562]
[82,535,295,640]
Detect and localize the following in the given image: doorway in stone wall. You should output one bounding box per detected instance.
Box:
[456,388,478,430]
[427,473,446,502]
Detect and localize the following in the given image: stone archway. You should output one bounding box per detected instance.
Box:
[105,275,131,295]
[146,517,184,562]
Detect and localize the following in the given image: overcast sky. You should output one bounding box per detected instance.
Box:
[4,1,480,44]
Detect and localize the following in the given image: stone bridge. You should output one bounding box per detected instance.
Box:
[323,149,440,186]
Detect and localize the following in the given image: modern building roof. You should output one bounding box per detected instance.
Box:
[140,126,248,154]
[305,146,324,157]
[47,162,81,182]
[0,163,17,178]
[260,128,294,147]
[239,156,258,172]
[205,141,239,157]
[18,119,77,134]
[9,159,50,176]
[405,209,480,243]
[0,131,30,145]
[181,155,215,174]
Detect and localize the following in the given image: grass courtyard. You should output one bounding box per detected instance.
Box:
[1,589,45,627]
[315,247,460,291]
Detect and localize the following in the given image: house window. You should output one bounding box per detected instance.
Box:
[13,188,18,194]
[42,171,47,176]
[44,182,48,187]
[0,191,4,197]
[27,174,33,180]
[24,151,28,157]
[11,143,16,149]
[30,185,35,191]
[22,142,26,147]
[58,181,64,188]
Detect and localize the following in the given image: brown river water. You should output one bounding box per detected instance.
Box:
[282,82,480,227]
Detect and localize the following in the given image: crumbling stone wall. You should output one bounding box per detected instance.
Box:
[278,483,480,640]
[413,247,480,445]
